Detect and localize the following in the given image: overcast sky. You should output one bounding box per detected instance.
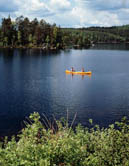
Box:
[0,0,129,27]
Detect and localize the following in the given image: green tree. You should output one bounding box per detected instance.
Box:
[1,16,13,45]
[28,34,33,46]
[3,37,8,46]
[17,31,22,46]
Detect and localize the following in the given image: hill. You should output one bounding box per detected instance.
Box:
[62,25,129,44]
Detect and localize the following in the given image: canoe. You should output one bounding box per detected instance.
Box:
[65,70,92,75]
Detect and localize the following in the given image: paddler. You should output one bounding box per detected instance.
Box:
[81,67,85,72]
[71,67,75,72]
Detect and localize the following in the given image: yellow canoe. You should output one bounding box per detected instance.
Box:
[65,70,92,75]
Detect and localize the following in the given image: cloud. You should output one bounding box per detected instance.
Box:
[69,0,129,27]
[14,0,72,22]
[75,0,129,11]
[49,0,71,11]
[69,7,120,27]
[0,0,129,27]
[115,8,129,25]
[0,0,18,12]
[14,0,54,18]
[15,0,71,19]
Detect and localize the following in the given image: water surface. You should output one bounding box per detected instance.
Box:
[0,45,129,136]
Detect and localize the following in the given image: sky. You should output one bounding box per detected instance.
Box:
[0,0,129,27]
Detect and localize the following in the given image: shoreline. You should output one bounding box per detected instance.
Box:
[0,42,129,50]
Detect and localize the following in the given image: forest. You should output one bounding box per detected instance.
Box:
[63,25,129,45]
[0,16,91,49]
[0,16,129,50]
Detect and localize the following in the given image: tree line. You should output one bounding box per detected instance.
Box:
[64,25,129,44]
[85,25,129,43]
[0,16,64,49]
[0,16,91,49]
[0,16,129,49]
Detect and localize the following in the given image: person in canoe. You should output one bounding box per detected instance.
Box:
[71,67,75,72]
[81,67,85,72]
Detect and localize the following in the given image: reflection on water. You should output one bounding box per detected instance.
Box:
[66,73,92,80]
[0,45,129,136]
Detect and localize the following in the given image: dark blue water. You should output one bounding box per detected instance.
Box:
[0,45,129,136]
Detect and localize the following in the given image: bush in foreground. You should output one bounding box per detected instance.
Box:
[0,112,129,166]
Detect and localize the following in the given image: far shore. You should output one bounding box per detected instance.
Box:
[0,42,129,50]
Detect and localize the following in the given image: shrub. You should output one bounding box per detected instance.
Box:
[0,112,128,166]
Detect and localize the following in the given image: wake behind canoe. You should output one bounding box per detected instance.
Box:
[65,70,92,75]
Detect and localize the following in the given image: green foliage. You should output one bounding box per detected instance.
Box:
[3,37,8,46]
[0,16,64,49]
[0,113,128,166]
[62,25,129,45]
[1,16,129,49]
[17,31,21,46]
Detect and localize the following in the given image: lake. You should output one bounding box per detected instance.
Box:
[0,44,129,136]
